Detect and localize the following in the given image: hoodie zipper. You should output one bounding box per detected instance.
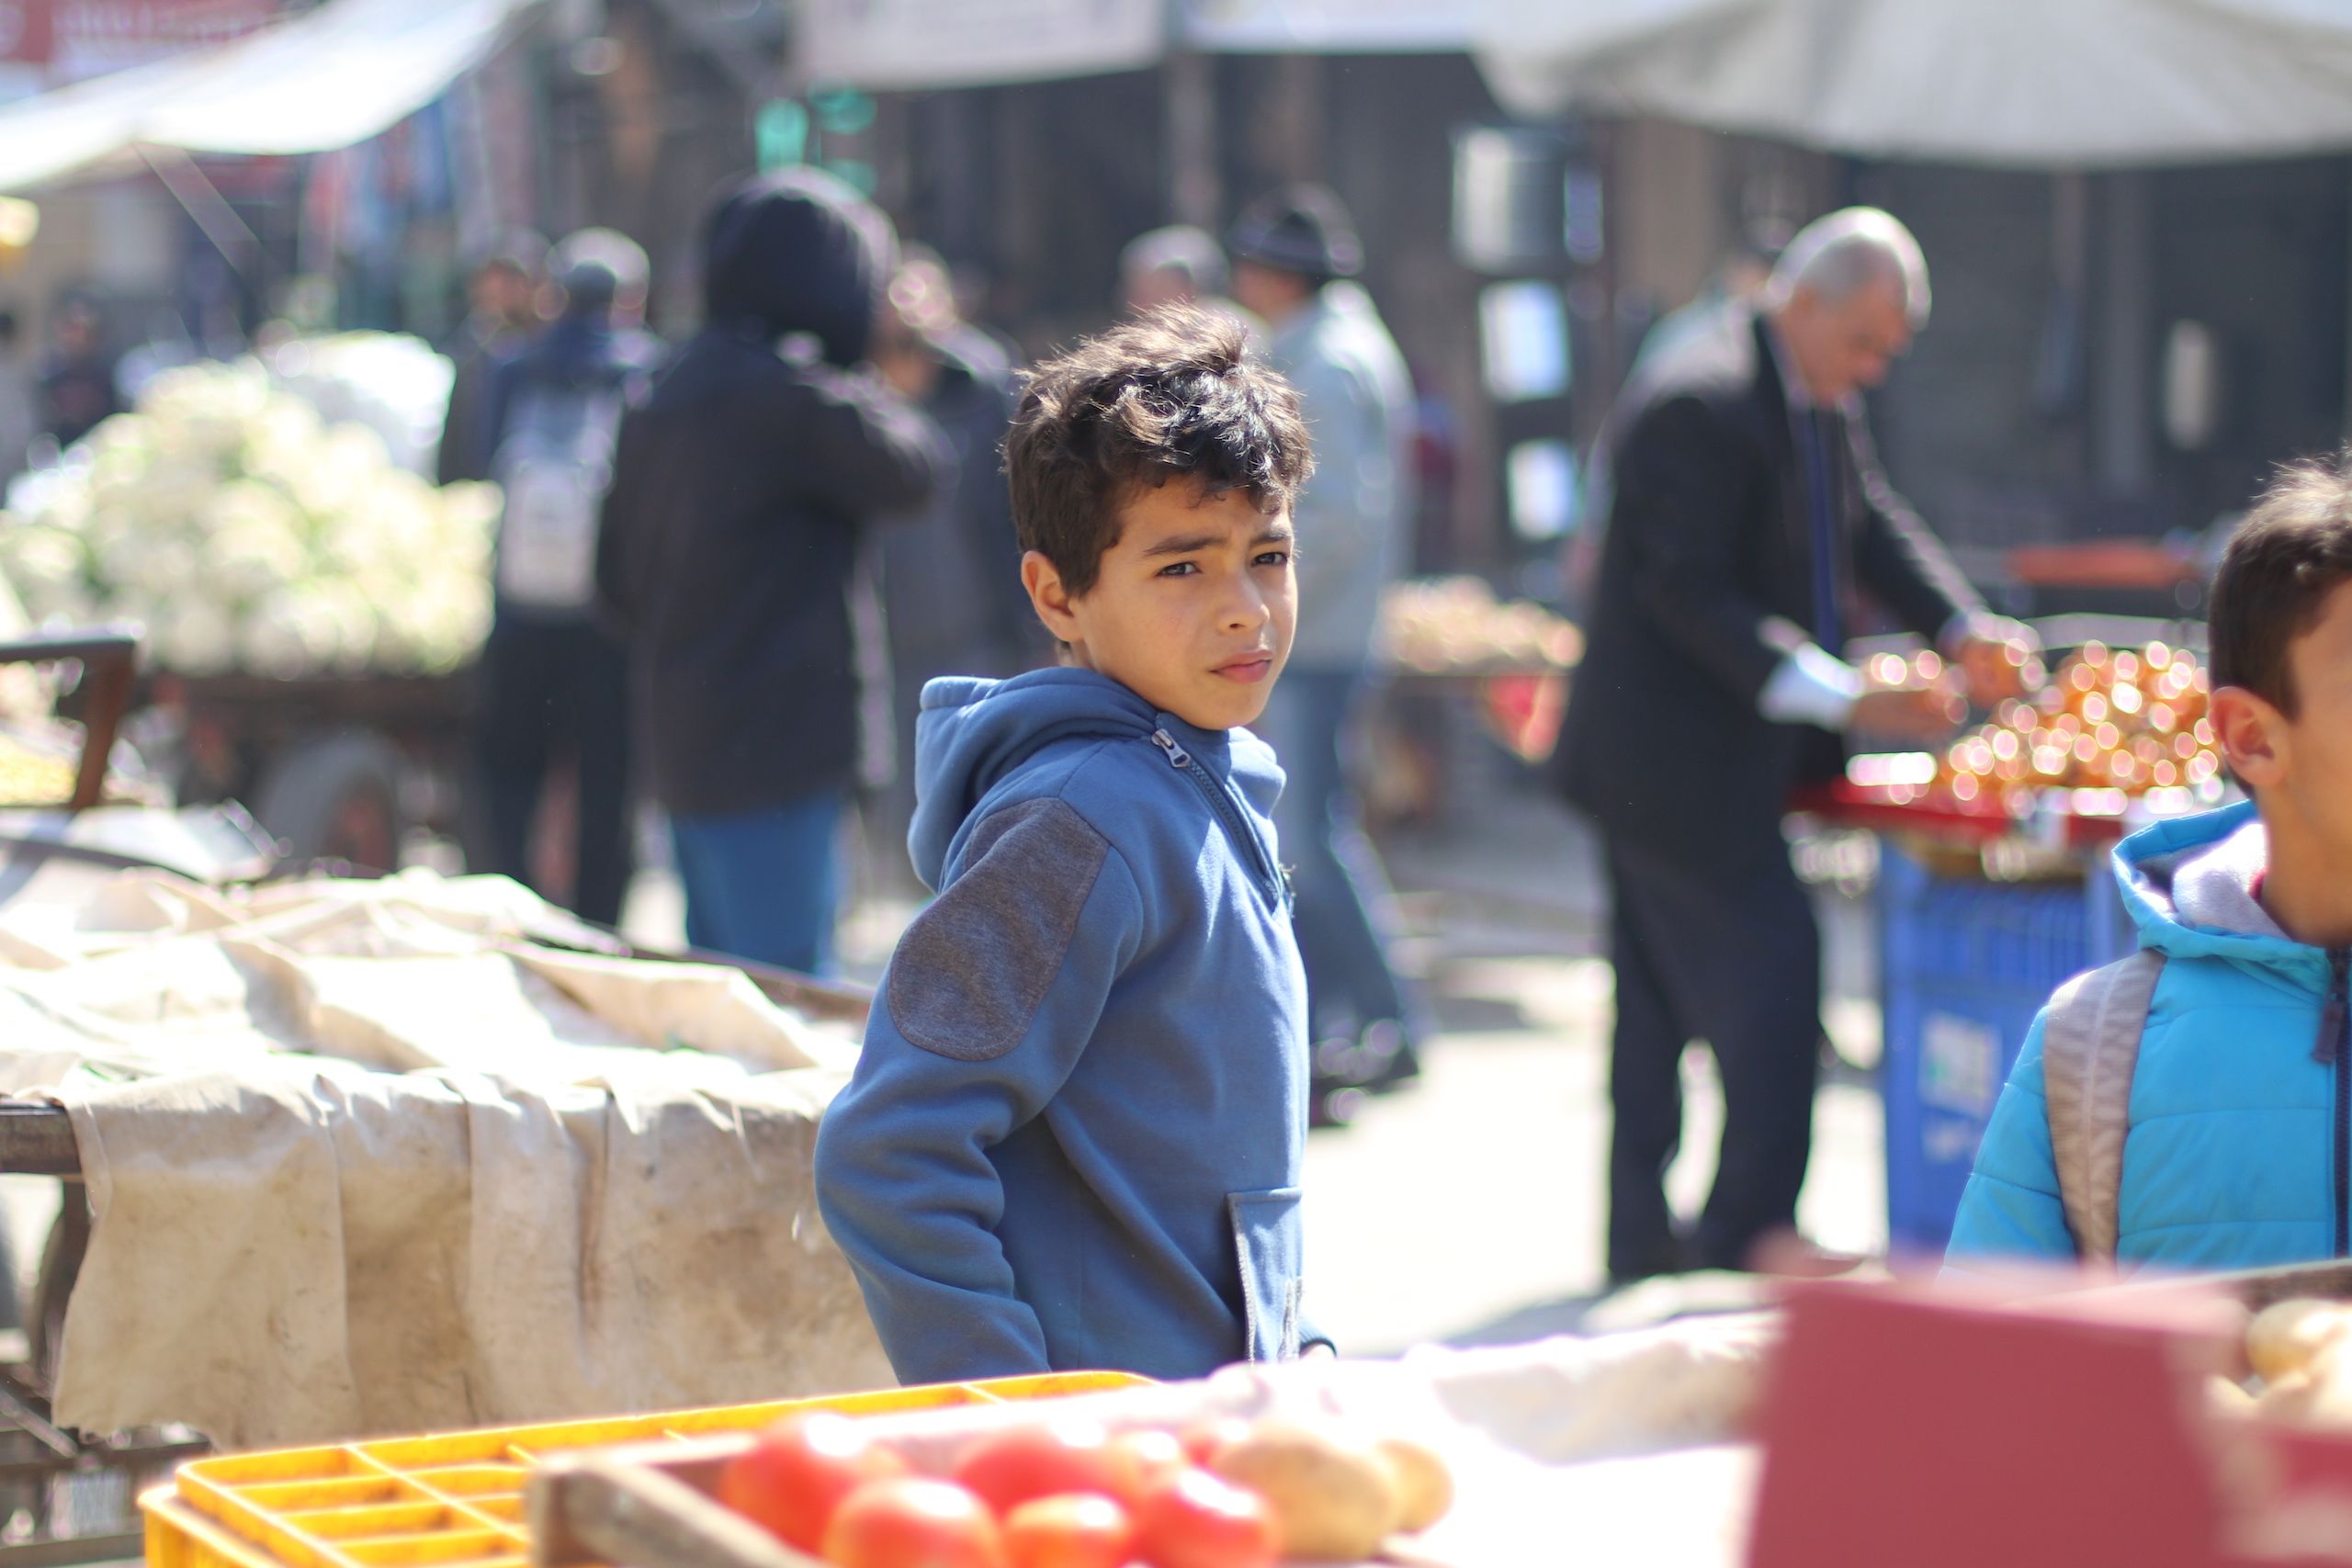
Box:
[2323,949,2352,1257]
[1152,728,1286,906]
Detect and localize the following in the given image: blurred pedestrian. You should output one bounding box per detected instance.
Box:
[1120,225,1261,339]
[38,296,118,450]
[437,231,545,486]
[596,171,944,976]
[1228,185,1424,1117]
[1548,208,2040,1284]
[473,230,663,928]
[0,310,35,483]
[866,251,1035,888]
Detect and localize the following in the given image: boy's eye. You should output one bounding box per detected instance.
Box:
[1254,550,1291,568]
[1156,560,1200,578]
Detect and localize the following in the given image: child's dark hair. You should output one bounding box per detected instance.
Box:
[1005,305,1312,598]
[2212,451,2352,716]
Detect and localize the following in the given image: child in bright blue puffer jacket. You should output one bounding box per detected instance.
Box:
[1947,455,2352,1272]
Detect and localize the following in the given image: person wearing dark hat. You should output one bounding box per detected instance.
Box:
[595,171,945,976]
[472,229,664,928]
[438,231,547,486]
[1229,185,1426,1119]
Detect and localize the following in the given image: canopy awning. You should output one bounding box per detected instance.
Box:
[1472,0,2352,168]
[0,0,542,193]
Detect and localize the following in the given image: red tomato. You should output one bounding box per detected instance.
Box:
[1131,1468,1278,1568]
[1175,1417,1252,1469]
[822,1478,1007,1568]
[718,1413,910,1553]
[952,1420,1124,1516]
[1103,1429,1188,1506]
[1001,1493,1134,1568]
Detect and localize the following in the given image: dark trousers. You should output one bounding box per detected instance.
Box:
[1604,837,1823,1278]
[475,615,633,927]
[1254,667,1416,1043]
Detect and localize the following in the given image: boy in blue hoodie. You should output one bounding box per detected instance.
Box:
[815,306,1329,1382]
[1947,457,2352,1271]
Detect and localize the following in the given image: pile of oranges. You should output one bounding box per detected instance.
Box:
[1929,640,2221,809]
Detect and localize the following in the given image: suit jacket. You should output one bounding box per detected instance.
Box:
[1550,310,1981,874]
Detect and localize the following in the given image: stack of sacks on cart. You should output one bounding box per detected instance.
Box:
[0,867,888,1447]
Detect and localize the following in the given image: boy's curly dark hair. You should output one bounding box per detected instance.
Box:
[2212,450,2352,716]
[1005,305,1313,598]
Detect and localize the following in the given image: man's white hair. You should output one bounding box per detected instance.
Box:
[1766,207,1931,330]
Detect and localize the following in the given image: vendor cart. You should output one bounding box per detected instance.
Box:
[1794,615,2218,1255]
[0,627,877,1564]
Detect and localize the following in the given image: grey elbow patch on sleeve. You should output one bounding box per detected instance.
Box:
[885,798,1113,1062]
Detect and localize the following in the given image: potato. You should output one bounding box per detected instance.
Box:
[2245,1299,2352,1384]
[1373,1437,1453,1533]
[2254,1351,2352,1430]
[1209,1420,1402,1562]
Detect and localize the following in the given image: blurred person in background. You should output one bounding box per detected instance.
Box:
[437,232,546,485]
[866,250,1034,890]
[1120,225,1261,337]
[0,310,34,482]
[1228,185,1425,1121]
[596,170,944,977]
[1548,208,2039,1286]
[474,230,663,928]
[38,296,118,450]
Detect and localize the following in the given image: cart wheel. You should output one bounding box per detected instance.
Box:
[255,732,407,870]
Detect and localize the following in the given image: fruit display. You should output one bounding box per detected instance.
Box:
[1380,577,1582,675]
[0,346,497,679]
[714,1408,1455,1567]
[1917,640,2222,811]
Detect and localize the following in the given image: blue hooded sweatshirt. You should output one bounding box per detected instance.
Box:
[1946,800,2352,1272]
[813,668,1321,1383]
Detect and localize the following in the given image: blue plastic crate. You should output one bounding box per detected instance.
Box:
[1879,845,2099,1253]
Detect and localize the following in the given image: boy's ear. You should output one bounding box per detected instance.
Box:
[2211,684,2288,791]
[1022,550,1083,646]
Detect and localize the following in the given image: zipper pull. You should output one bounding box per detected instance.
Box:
[2322,951,2351,1065]
[1151,728,1191,769]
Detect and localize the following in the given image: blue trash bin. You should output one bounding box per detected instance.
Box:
[1879,843,2101,1254]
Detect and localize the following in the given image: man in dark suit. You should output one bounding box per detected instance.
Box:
[1552,208,2035,1283]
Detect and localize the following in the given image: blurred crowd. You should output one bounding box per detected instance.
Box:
[424,171,1430,1122]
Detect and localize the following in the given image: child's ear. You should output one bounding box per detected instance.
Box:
[1022,551,1083,646]
[2211,684,2288,790]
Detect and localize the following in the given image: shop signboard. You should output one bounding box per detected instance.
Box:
[2,0,277,82]
[1180,0,1472,51]
[797,0,1164,89]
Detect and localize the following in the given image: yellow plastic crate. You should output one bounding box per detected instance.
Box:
[143,1372,1146,1568]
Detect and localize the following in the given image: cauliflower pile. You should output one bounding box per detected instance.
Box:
[0,348,496,678]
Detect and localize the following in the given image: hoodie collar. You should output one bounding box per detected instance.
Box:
[908,669,1260,886]
[2116,801,2332,987]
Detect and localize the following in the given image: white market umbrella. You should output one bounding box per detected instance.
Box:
[0,0,542,193]
[1474,0,2352,167]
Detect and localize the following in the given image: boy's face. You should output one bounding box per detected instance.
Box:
[2214,577,2352,857]
[1023,480,1295,731]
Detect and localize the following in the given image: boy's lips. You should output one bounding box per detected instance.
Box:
[1214,652,1274,684]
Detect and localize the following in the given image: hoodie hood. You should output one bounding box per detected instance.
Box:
[701,167,892,365]
[909,669,1273,890]
[2114,800,2334,987]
